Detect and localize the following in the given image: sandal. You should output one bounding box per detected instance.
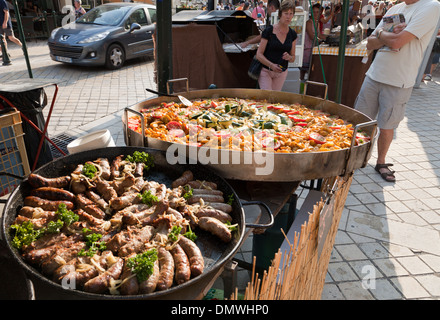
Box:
[375,163,396,182]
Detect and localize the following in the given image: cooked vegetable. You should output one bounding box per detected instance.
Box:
[10,221,45,249]
[168,225,182,242]
[78,229,107,257]
[126,249,158,283]
[125,151,154,171]
[183,225,197,242]
[138,190,159,206]
[56,203,79,226]
[182,185,193,200]
[82,163,97,179]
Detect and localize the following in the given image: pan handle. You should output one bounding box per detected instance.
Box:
[167,78,189,95]
[303,81,328,100]
[241,200,274,229]
[124,108,147,147]
[145,88,176,97]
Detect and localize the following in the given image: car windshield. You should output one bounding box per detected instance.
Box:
[76,5,131,26]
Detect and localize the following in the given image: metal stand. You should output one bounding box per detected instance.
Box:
[0,34,11,66]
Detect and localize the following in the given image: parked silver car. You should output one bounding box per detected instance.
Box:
[48,3,156,69]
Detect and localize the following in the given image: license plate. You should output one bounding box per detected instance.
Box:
[56,56,72,63]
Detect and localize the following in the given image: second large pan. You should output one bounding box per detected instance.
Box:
[0,146,273,300]
[123,88,378,181]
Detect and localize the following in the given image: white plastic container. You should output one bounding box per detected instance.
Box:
[67,129,115,154]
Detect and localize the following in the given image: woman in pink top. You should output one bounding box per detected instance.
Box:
[252,1,266,21]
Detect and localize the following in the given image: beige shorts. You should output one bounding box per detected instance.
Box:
[354,76,413,130]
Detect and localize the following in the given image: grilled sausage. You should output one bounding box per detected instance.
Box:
[187,180,217,190]
[198,216,232,243]
[134,162,145,177]
[206,202,233,213]
[171,170,194,188]
[41,241,86,276]
[95,158,111,180]
[18,206,54,219]
[156,247,174,291]
[187,194,224,205]
[120,254,139,295]
[83,258,124,294]
[95,177,118,202]
[138,259,160,294]
[110,155,124,180]
[85,190,109,211]
[170,244,191,285]
[178,236,204,277]
[28,173,71,189]
[31,187,75,202]
[192,189,223,196]
[195,208,232,223]
[24,196,74,211]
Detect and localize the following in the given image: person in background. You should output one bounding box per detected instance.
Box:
[322,6,334,31]
[73,0,86,20]
[243,2,252,16]
[0,0,22,59]
[354,0,440,182]
[252,1,266,21]
[240,0,280,47]
[422,28,440,81]
[300,3,326,80]
[237,0,245,10]
[256,0,297,91]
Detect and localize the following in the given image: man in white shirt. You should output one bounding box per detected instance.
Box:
[354,0,440,182]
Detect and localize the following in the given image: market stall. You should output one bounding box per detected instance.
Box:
[168,10,260,91]
[307,40,373,108]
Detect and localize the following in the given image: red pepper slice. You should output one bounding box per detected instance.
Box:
[295,122,308,127]
[286,110,300,115]
[309,132,326,145]
[166,121,182,131]
[288,114,308,122]
[210,101,218,108]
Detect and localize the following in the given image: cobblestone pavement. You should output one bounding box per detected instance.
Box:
[1,40,440,300]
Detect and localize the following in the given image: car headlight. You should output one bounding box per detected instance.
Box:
[50,28,60,39]
[78,31,111,44]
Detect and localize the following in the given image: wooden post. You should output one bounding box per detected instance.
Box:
[156,0,172,93]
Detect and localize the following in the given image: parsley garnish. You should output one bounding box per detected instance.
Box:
[125,151,155,171]
[182,185,193,200]
[82,163,97,179]
[168,225,182,242]
[183,225,197,242]
[127,249,158,283]
[10,221,45,249]
[78,229,106,257]
[137,190,159,206]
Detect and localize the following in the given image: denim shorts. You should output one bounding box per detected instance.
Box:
[354,76,413,130]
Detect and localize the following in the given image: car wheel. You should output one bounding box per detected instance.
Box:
[106,44,125,70]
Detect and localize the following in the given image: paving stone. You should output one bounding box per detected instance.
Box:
[390,276,430,299]
[396,256,434,275]
[415,275,440,296]
[374,258,409,277]
[369,279,403,300]
[337,281,375,300]
[358,242,391,259]
[327,262,359,282]
[336,244,368,261]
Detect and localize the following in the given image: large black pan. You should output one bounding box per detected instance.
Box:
[0,146,273,300]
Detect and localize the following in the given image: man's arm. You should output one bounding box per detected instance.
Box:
[3,8,9,29]
[367,23,416,51]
